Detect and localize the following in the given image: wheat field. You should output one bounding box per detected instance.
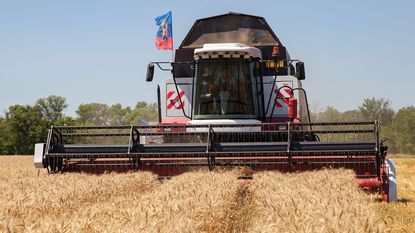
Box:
[0,156,412,233]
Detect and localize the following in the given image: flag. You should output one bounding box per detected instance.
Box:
[155,11,173,50]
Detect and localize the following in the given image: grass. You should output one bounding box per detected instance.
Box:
[0,155,413,232]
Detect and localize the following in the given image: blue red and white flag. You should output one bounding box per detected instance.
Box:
[155,11,173,50]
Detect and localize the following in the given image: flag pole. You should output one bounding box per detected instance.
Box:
[170,11,174,62]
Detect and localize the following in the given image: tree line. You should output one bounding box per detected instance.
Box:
[312,98,415,154]
[0,96,413,155]
[0,96,158,155]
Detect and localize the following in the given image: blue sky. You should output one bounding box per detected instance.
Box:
[0,0,414,116]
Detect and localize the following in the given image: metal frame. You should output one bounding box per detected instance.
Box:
[42,121,385,181]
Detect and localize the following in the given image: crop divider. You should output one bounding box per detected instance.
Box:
[206,124,216,171]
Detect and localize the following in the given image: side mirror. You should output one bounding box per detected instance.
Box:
[146,63,155,82]
[296,62,306,80]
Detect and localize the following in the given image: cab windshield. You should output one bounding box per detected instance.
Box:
[193,58,256,119]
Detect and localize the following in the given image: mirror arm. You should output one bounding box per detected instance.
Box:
[153,62,172,71]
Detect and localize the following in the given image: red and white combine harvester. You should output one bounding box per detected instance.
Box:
[34,13,397,202]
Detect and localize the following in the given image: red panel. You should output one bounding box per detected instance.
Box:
[161,117,190,124]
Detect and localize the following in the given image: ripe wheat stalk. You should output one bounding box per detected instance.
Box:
[0,156,386,233]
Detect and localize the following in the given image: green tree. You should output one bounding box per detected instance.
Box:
[36,95,68,123]
[341,110,364,122]
[313,106,358,122]
[359,98,394,126]
[0,117,6,153]
[125,101,158,124]
[76,103,132,125]
[76,103,110,125]
[54,115,79,127]
[108,104,131,125]
[388,107,415,154]
[0,105,48,154]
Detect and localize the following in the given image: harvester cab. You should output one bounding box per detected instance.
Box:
[149,43,307,125]
[34,12,397,202]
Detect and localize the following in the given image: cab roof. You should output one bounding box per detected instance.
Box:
[179,12,282,49]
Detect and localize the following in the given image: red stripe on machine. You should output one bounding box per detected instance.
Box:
[166,91,175,99]
[167,91,185,109]
[274,89,293,107]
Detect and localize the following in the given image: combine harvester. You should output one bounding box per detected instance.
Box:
[34,13,397,202]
